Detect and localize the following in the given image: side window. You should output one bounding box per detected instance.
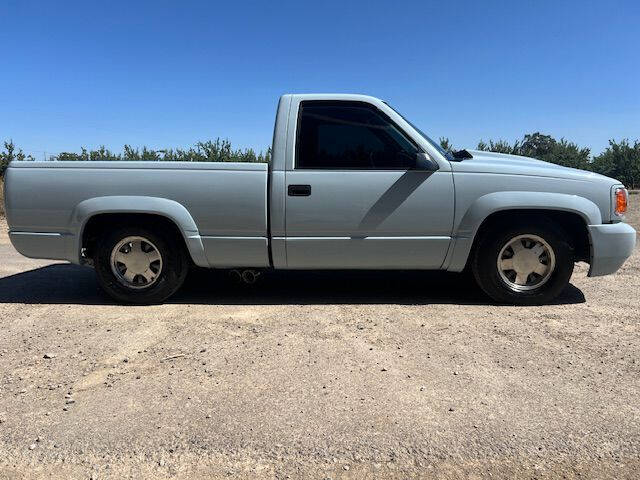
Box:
[295,101,420,170]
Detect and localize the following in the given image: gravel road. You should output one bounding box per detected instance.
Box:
[0,203,638,479]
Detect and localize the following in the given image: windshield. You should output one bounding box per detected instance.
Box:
[383,102,453,161]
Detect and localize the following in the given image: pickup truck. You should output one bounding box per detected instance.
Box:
[4,94,636,305]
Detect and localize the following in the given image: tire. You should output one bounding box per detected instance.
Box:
[471,219,574,305]
[94,226,188,304]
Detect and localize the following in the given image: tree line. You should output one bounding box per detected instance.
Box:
[1,134,639,188]
[0,138,271,175]
[439,133,640,189]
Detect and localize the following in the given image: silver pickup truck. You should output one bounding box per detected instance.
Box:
[4,94,636,304]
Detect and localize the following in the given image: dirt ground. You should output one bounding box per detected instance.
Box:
[0,201,638,479]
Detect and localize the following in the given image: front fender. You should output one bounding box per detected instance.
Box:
[69,196,208,267]
[445,191,602,272]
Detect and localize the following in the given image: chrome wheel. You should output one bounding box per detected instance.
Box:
[110,236,163,289]
[497,234,556,292]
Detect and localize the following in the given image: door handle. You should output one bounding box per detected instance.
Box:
[288,184,311,196]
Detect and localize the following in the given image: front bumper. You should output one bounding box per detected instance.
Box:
[588,222,637,276]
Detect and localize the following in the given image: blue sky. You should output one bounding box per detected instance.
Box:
[1,0,638,158]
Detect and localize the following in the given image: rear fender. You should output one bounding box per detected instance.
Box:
[70,196,208,267]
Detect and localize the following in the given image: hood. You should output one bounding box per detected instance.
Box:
[453,149,615,184]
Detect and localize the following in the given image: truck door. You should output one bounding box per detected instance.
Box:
[284,100,454,269]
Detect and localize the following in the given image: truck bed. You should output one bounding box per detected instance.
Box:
[4,161,270,267]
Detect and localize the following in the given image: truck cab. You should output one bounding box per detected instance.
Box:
[269,94,455,270]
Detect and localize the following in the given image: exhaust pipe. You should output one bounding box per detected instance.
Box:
[240,269,261,285]
[229,269,242,283]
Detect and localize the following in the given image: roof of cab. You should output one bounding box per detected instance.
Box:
[282,93,383,103]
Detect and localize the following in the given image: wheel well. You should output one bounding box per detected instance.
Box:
[81,213,190,263]
[470,209,590,265]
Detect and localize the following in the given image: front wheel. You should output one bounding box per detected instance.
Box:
[472,221,574,305]
[94,226,188,304]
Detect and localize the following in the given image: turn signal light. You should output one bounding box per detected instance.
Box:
[615,188,628,215]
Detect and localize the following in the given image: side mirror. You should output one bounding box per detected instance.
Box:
[414,152,439,172]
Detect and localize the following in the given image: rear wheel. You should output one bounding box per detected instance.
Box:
[94,226,188,304]
[472,221,574,305]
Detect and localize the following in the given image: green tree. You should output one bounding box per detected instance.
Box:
[591,139,640,189]
[439,137,454,153]
[476,132,590,169]
[57,151,84,161]
[48,139,270,163]
[519,133,590,169]
[476,139,519,154]
[1,140,34,176]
